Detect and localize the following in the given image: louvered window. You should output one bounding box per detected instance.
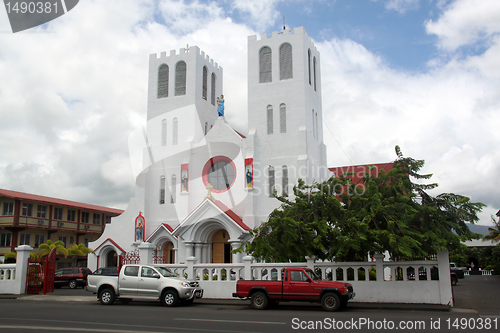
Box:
[175,61,186,96]
[171,175,177,203]
[279,43,292,80]
[267,105,273,134]
[211,73,216,105]
[280,103,286,133]
[313,57,317,91]
[202,66,208,100]
[308,50,312,85]
[259,46,272,83]
[268,166,275,197]
[172,118,178,145]
[160,176,165,204]
[282,165,288,197]
[158,64,169,98]
[161,119,167,146]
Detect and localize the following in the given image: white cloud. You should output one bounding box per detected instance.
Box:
[425,0,500,51]
[384,0,421,14]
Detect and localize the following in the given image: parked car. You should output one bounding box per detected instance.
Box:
[92,267,119,276]
[54,267,92,289]
[86,264,203,306]
[233,267,355,311]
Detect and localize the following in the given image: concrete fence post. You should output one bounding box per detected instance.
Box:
[243,256,253,280]
[305,256,316,270]
[373,253,385,282]
[15,245,33,294]
[138,242,155,265]
[186,256,197,280]
[437,250,453,306]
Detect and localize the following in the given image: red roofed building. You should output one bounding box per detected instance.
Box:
[0,188,123,267]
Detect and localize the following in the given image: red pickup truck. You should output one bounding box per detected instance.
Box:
[233,267,355,311]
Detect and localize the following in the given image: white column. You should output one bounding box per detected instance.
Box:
[194,243,203,263]
[243,255,253,280]
[138,242,155,265]
[230,240,242,263]
[15,245,33,294]
[437,250,453,306]
[203,244,210,263]
[184,241,194,257]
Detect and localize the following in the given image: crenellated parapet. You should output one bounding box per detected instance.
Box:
[149,46,222,71]
[248,26,318,54]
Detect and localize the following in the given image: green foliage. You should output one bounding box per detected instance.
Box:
[4,251,16,260]
[242,146,485,262]
[67,243,94,257]
[36,240,68,258]
[483,216,500,244]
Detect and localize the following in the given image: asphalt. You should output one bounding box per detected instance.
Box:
[1,274,498,314]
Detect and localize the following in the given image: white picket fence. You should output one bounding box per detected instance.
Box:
[464,269,494,276]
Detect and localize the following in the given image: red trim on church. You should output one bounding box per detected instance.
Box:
[93,238,126,254]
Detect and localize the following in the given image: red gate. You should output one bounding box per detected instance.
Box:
[118,249,140,272]
[26,248,56,294]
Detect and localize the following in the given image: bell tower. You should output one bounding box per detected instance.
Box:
[246,27,328,224]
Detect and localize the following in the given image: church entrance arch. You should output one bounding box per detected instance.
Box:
[100,248,117,268]
[211,229,231,263]
[154,241,175,264]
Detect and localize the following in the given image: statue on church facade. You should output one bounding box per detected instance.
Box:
[217,95,225,117]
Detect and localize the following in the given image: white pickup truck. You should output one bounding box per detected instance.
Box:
[86,264,203,306]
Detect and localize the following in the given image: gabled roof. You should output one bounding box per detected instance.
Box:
[0,188,124,215]
[146,223,176,242]
[173,197,251,236]
[93,238,127,253]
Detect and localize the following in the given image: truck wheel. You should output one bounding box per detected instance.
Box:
[69,279,77,289]
[321,292,341,312]
[251,292,268,310]
[161,290,179,307]
[451,275,458,286]
[99,288,115,305]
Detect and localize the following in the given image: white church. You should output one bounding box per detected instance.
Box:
[88,26,330,270]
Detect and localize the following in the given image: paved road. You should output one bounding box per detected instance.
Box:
[452,274,500,316]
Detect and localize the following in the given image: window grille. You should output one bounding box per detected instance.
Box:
[211,73,216,105]
[161,119,167,146]
[175,61,186,96]
[268,166,275,197]
[157,64,169,98]
[202,66,208,100]
[259,46,272,83]
[279,43,292,80]
[267,105,273,134]
[280,103,286,133]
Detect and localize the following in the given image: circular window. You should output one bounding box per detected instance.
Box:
[202,157,236,193]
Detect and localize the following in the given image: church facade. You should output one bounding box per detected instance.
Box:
[88,26,329,269]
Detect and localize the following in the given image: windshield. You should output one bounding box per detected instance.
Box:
[155,267,179,278]
[304,269,322,281]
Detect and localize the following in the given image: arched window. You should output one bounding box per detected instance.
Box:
[268,166,275,197]
[170,175,177,203]
[204,122,208,135]
[211,73,216,105]
[313,57,317,91]
[203,157,236,192]
[280,103,286,133]
[259,46,272,83]
[312,109,316,139]
[175,61,187,96]
[315,112,319,140]
[202,66,208,100]
[282,165,288,197]
[160,176,165,204]
[308,49,312,85]
[172,118,178,145]
[267,105,273,134]
[279,43,292,80]
[161,119,167,146]
[158,64,169,98]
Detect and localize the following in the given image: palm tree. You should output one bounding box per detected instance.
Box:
[37,240,68,258]
[67,243,94,257]
[482,218,500,244]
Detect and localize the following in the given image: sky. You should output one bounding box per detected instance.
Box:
[0,0,499,226]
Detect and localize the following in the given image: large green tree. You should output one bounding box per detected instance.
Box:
[241,146,484,262]
[37,240,68,258]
